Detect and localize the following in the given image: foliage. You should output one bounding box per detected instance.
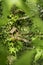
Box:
[0,0,43,65]
[0,43,8,65]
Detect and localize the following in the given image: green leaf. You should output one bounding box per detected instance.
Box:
[0,44,8,65]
